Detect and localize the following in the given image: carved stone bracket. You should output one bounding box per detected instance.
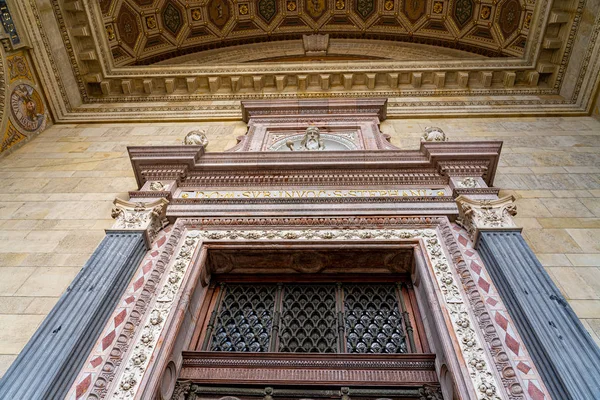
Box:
[456,195,520,246]
[109,198,170,248]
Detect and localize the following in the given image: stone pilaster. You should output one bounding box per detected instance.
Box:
[0,199,169,399]
[477,231,600,400]
[455,195,519,246]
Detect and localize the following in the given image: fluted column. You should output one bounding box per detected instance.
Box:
[457,195,600,400]
[0,198,168,399]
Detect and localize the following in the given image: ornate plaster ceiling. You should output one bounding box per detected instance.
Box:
[100,0,534,66]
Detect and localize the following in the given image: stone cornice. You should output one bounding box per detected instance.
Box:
[127,141,502,189]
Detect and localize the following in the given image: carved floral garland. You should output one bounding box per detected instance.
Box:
[113,228,501,400]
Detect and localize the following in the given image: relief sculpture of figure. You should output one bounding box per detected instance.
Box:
[287,126,325,151]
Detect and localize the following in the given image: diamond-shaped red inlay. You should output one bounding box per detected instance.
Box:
[470,260,482,274]
[142,261,153,274]
[457,234,468,246]
[114,309,127,327]
[505,333,521,355]
[495,312,509,330]
[101,330,115,351]
[151,250,159,257]
[90,356,103,368]
[478,276,490,292]
[487,298,498,306]
[133,276,145,291]
[528,381,546,400]
[125,295,135,304]
[76,374,92,398]
[464,249,474,256]
[157,236,167,247]
[517,361,531,374]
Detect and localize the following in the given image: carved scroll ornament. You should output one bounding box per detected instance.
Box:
[110,198,169,245]
[456,195,518,244]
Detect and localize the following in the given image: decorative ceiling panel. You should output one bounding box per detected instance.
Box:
[99,0,535,66]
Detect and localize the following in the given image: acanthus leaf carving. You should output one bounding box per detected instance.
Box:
[455,195,518,244]
[110,198,170,244]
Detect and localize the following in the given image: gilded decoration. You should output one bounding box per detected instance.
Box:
[145,15,157,30]
[499,0,521,37]
[453,0,474,28]
[105,24,116,40]
[111,227,503,400]
[191,8,202,21]
[239,4,249,15]
[1,120,26,152]
[208,0,232,28]
[163,1,183,36]
[480,5,492,20]
[89,0,534,68]
[6,53,33,83]
[9,84,46,133]
[524,11,532,29]
[258,0,277,22]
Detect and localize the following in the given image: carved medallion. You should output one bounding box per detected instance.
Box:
[499,0,521,37]
[208,0,232,28]
[306,0,327,20]
[403,0,426,23]
[10,84,46,133]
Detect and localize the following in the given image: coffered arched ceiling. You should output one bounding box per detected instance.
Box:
[99,0,534,66]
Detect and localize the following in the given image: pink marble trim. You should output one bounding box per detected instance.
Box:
[451,223,551,400]
[66,226,173,400]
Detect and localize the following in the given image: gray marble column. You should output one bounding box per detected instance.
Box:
[0,198,168,399]
[478,231,600,400]
[455,195,600,400]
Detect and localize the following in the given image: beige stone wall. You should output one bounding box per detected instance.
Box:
[0,116,599,376]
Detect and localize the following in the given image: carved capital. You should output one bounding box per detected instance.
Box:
[109,198,169,246]
[456,195,519,245]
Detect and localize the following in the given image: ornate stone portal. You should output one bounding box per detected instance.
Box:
[59,100,560,400]
[8,99,600,400]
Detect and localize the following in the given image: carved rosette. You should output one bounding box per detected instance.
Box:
[113,228,501,400]
[110,198,169,245]
[456,195,519,244]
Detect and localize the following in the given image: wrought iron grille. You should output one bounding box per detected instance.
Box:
[209,284,276,352]
[279,284,338,353]
[344,284,407,353]
[205,282,415,353]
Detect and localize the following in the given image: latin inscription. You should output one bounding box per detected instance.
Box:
[179,188,447,199]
